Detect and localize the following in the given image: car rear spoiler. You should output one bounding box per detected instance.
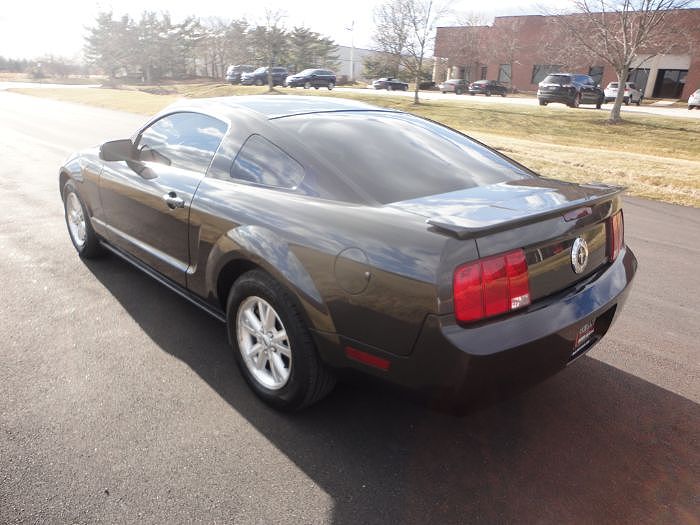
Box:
[426,184,623,240]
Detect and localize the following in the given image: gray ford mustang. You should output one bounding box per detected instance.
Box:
[59,96,637,411]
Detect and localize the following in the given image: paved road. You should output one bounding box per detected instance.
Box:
[334,86,700,119]
[1,91,698,524]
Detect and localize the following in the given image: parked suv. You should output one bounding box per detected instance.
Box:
[468,80,508,97]
[241,67,289,86]
[285,69,336,90]
[538,73,604,108]
[604,82,643,105]
[225,64,254,84]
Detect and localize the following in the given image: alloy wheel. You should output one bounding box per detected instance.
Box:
[65,192,86,249]
[236,296,292,390]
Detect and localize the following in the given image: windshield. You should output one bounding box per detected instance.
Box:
[297,69,315,75]
[276,111,533,204]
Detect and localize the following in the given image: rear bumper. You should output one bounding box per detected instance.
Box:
[315,246,637,403]
[538,92,575,104]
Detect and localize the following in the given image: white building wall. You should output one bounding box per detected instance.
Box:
[334,46,376,81]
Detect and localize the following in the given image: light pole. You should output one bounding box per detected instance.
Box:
[345,21,355,83]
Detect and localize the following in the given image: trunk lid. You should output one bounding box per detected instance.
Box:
[389,179,622,301]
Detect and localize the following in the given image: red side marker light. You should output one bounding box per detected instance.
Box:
[345,346,391,371]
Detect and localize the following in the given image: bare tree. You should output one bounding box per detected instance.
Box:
[490,17,524,90]
[435,13,486,83]
[404,0,448,103]
[551,0,692,123]
[373,0,446,104]
[251,9,288,91]
[372,0,410,78]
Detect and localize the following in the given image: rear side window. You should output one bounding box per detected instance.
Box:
[137,112,227,174]
[276,112,533,204]
[231,134,305,189]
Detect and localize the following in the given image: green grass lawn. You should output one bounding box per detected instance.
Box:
[9,83,700,207]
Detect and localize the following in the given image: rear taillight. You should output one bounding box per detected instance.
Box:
[453,249,531,323]
[607,211,624,262]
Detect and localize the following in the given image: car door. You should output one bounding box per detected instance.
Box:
[98,111,227,286]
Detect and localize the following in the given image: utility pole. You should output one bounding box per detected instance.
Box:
[345,21,355,82]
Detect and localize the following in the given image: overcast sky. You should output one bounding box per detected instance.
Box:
[0,0,588,60]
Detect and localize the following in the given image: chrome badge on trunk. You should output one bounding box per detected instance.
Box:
[571,237,589,274]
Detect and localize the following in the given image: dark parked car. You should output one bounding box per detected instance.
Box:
[60,96,636,411]
[372,77,408,91]
[225,64,254,84]
[468,80,508,96]
[439,79,468,94]
[241,67,288,86]
[538,73,604,108]
[284,68,336,90]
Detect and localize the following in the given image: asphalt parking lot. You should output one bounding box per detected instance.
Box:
[1,91,698,524]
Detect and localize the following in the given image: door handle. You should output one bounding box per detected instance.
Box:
[162,192,185,209]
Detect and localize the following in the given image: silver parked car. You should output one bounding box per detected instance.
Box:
[438,79,467,95]
[604,82,643,105]
[688,89,700,110]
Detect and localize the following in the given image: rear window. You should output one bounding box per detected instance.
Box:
[608,82,619,88]
[542,74,571,85]
[275,112,532,204]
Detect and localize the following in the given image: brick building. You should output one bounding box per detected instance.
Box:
[433,9,700,99]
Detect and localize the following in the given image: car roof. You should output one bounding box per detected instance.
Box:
[173,95,396,120]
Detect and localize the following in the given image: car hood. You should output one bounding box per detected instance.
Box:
[387,178,621,237]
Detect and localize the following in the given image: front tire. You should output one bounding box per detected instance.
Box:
[227,270,336,411]
[304,81,312,89]
[62,181,101,258]
[255,78,263,86]
[327,82,334,90]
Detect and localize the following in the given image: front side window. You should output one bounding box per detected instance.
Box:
[137,112,227,174]
[231,135,305,189]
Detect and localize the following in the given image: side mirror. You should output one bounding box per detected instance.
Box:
[99,139,136,162]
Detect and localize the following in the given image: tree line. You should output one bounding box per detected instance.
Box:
[83,11,339,83]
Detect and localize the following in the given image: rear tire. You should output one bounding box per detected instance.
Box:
[255,78,263,86]
[636,97,642,106]
[227,270,336,411]
[62,181,102,259]
[485,90,491,97]
[455,88,462,95]
[327,82,334,90]
[539,99,546,106]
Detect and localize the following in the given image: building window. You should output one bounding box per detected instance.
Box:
[480,66,488,80]
[652,69,688,98]
[628,68,650,94]
[588,66,604,85]
[531,64,562,84]
[498,64,512,83]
